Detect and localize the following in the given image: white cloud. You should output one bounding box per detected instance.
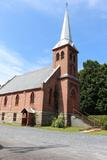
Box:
[0,44,25,85]
[88,0,99,7]
[0,0,107,14]
[0,44,51,85]
[0,0,106,84]
[23,0,107,12]
[87,0,107,11]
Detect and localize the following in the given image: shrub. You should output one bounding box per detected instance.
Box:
[51,117,57,127]
[51,113,65,128]
[103,121,107,130]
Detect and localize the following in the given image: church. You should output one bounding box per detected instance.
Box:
[0,7,80,126]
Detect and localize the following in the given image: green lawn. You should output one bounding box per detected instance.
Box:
[0,123,82,132]
[88,115,107,126]
[1,123,107,135]
[36,126,83,132]
[0,122,21,127]
[90,130,107,136]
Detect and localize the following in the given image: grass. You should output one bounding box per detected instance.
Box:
[1,123,107,135]
[90,130,107,136]
[88,115,107,126]
[36,126,83,132]
[0,122,21,127]
[0,123,82,132]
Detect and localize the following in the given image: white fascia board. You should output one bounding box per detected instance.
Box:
[43,65,60,83]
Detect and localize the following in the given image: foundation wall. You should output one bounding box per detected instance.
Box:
[0,111,55,126]
[0,112,22,124]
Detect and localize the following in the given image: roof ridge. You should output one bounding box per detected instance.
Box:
[0,76,16,90]
[0,66,53,95]
[44,65,60,83]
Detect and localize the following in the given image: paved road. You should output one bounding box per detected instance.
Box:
[0,126,107,160]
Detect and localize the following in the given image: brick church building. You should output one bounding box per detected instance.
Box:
[0,7,79,126]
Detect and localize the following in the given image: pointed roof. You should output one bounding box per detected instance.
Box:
[0,66,59,95]
[60,7,72,42]
[53,5,77,51]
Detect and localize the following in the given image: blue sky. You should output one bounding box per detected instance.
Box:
[0,0,107,84]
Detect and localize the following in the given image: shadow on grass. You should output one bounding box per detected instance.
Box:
[0,144,69,153]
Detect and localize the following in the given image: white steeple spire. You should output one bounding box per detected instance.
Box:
[53,4,76,50]
[60,3,72,42]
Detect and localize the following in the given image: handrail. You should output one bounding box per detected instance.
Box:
[83,110,102,127]
[73,108,101,127]
[73,108,94,126]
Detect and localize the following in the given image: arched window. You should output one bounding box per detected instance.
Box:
[15,95,19,106]
[4,96,7,106]
[70,89,76,97]
[13,113,17,121]
[73,55,76,63]
[56,53,59,61]
[70,52,72,61]
[49,88,52,105]
[2,112,5,120]
[61,51,64,59]
[30,92,35,104]
[69,64,72,75]
[54,85,59,113]
[70,88,77,113]
[72,65,75,75]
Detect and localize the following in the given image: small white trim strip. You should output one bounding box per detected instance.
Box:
[43,65,60,83]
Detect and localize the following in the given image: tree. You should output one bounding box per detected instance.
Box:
[79,60,107,115]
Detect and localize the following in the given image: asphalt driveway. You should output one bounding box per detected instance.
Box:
[0,126,107,160]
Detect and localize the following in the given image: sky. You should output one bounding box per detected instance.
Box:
[0,0,107,85]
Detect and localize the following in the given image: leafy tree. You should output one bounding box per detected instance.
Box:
[79,60,107,115]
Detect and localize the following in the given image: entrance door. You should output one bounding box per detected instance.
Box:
[70,88,78,113]
[21,108,36,126]
[28,113,35,126]
[22,110,28,126]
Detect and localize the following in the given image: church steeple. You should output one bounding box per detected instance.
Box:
[52,4,80,126]
[52,4,79,77]
[60,4,72,42]
[53,4,76,50]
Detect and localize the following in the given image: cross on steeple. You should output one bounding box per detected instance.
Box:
[66,2,68,8]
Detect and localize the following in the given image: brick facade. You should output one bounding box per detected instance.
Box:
[0,8,80,126]
[0,89,44,125]
[53,44,79,126]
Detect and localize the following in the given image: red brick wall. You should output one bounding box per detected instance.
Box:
[68,79,80,113]
[43,68,60,113]
[53,45,78,77]
[0,89,44,113]
[53,45,68,76]
[0,43,80,126]
[59,79,68,113]
[53,44,80,115]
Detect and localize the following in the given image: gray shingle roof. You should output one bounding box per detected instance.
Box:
[0,66,53,95]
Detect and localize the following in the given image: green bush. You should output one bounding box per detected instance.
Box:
[103,122,107,130]
[51,113,65,128]
[51,117,57,127]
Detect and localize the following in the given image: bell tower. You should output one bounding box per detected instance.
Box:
[52,5,80,126]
